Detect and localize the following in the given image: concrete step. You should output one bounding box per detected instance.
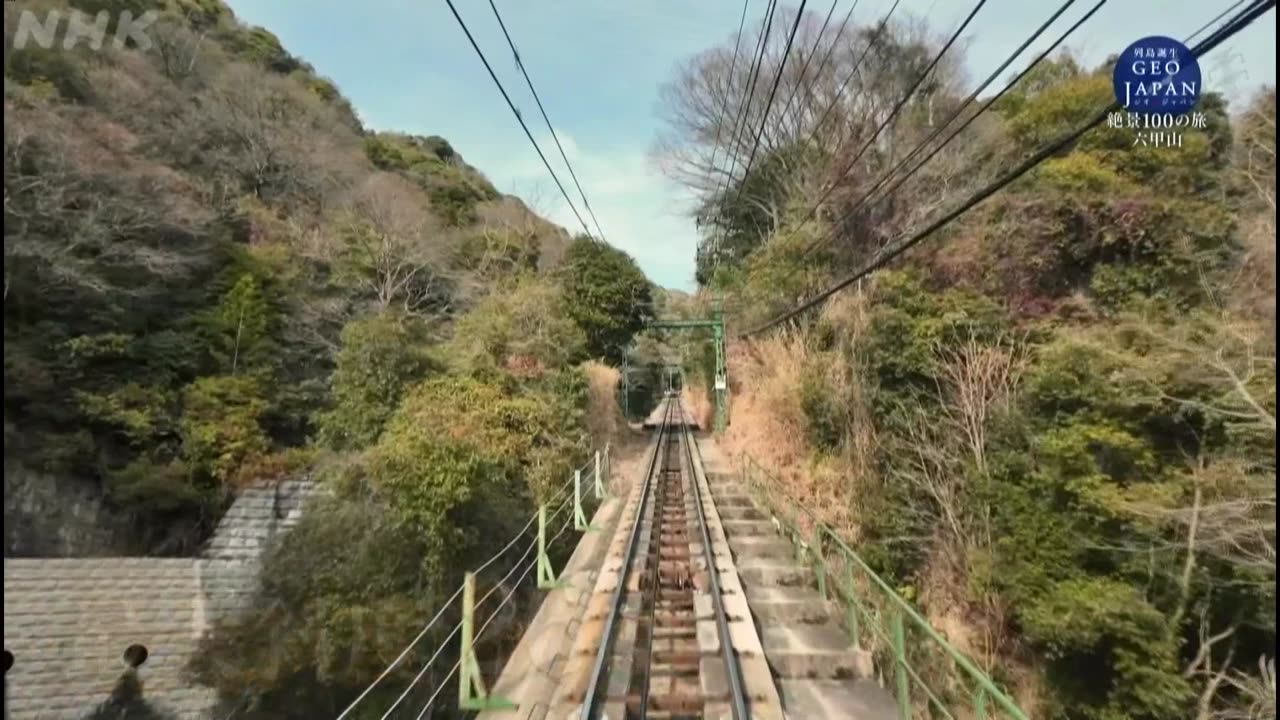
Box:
[736,560,814,589]
[744,586,832,624]
[711,493,755,508]
[716,505,768,521]
[761,623,873,680]
[779,679,899,720]
[728,535,794,560]
[721,519,775,538]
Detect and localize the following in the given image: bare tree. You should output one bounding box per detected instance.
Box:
[183,63,360,212]
[4,92,210,303]
[303,173,452,320]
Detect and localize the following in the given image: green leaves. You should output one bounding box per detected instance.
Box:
[1023,578,1191,720]
[205,274,275,375]
[317,313,437,450]
[179,375,269,482]
[559,237,654,363]
[448,276,585,375]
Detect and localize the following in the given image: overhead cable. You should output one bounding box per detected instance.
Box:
[486,0,608,241]
[741,0,1277,337]
[444,0,594,238]
[732,0,812,206]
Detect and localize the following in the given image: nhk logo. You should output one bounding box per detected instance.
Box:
[7,7,159,52]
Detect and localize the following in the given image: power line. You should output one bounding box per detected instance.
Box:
[798,0,989,221]
[701,0,752,264]
[742,0,1276,338]
[803,0,905,155]
[859,0,1107,210]
[777,0,861,136]
[716,0,780,209]
[732,0,811,207]
[788,0,1093,267]
[773,0,841,140]
[706,0,753,199]
[739,0,1105,308]
[444,0,594,239]
[486,0,608,242]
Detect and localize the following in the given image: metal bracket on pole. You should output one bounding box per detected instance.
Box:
[573,469,598,532]
[458,572,516,711]
[536,505,565,590]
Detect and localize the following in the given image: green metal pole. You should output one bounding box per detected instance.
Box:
[574,468,597,532]
[713,314,728,433]
[458,572,516,710]
[846,566,860,645]
[537,505,563,589]
[593,450,605,499]
[814,528,827,601]
[459,572,483,709]
[891,610,911,720]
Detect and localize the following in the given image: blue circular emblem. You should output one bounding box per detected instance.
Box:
[1113,36,1201,114]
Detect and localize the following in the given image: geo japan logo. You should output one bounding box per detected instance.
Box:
[1113,35,1202,113]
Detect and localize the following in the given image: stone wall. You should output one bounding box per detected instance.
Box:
[2,479,319,720]
[3,460,136,558]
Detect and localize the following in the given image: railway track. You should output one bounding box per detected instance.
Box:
[580,398,750,720]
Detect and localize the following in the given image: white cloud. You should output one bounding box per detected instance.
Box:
[477,131,700,291]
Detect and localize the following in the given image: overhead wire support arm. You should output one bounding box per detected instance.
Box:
[444,0,595,239]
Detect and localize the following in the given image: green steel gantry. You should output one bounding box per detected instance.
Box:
[622,307,727,430]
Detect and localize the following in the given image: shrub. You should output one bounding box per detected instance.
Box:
[316,313,437,450]
[559,237,654,362]
[447,277,585,375]
[179,375,269,482]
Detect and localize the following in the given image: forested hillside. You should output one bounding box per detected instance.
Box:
[5,1,657,715]
[660,9,1275,720]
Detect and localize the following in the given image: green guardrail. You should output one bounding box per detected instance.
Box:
[738,454,1028,720]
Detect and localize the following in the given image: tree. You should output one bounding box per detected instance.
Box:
[317,313,437,450]
[179,375,269,483]
[447,276,585,376]
[206,273,274,375]
[559,237,654,363]
[321,173,452,318]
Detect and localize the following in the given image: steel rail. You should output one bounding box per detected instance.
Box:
[636,417,675,716]
[679,399,750,720]
[579,400,674,719]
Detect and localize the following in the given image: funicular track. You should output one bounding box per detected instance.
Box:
[580,399,749,720]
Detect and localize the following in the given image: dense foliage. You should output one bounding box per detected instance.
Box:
[4,0,652,715]
[560,236,656,363]
[663,13,1275,718]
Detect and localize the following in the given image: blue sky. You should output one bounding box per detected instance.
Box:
[225,1,1276,291]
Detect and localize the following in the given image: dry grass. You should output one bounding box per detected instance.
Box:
[718,291,876,540]
[682,384,714,430]
[583,361,623,447]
